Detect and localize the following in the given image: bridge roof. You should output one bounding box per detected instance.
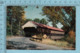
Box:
[31,21,64,32]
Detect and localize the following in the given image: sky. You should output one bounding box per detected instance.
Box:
[24,6,63,28]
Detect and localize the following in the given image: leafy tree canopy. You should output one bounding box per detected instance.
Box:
[42,6,76,34]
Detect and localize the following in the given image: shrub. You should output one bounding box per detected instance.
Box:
[66,30,75,48]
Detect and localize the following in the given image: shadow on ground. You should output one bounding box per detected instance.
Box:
[7,41,44,50]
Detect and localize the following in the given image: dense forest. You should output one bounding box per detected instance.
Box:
[7,6,26,36]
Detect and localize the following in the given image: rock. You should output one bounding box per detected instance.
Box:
[43,34,47,39]
[32,35,37,38]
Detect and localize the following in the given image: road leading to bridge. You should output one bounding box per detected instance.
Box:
[7,37,68,50]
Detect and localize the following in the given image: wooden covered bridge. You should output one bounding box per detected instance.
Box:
[22,21,65,40]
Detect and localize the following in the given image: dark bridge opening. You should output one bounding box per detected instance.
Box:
[23,27,37,37]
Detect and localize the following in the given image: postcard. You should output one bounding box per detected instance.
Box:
[0,0,80,53]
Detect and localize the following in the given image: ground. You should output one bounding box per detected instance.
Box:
[7,36,73,50]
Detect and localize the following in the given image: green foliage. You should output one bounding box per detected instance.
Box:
[66,37,74,44]
[33,18,40,23]
[42,6,76,46]
[40,18,48,25]
[42,6,76,32]
[33,18,48,25]
[7,6,26,36]
[24,19,32,23]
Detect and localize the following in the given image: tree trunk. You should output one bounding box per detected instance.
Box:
[11,18,13,36]
[19,21,21,36]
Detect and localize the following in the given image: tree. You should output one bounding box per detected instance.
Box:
[42,6,76,45]
[33,18,40,23]
[42,6,75,33]
[40,18,48,25]
[33,18,48,25]
[7,6,26,35]
[24,19,33,23]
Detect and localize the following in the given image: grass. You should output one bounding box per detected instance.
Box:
[32,38,74,49]
[6,35,23,40]
[42,39,69,47]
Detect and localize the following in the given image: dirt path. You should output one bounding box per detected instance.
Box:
[7,37,68,50]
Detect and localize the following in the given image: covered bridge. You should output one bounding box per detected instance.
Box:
[22,21,65,39]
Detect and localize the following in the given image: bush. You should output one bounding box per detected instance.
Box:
[65,30,75,48]
[37,34,43,38]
